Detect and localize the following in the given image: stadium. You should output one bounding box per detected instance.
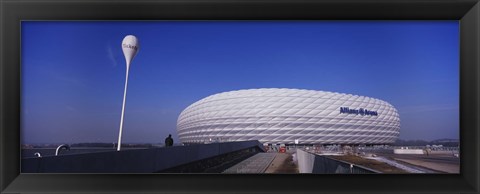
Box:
[177,88,400,145]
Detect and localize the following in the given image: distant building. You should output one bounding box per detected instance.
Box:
[177,88,400,145]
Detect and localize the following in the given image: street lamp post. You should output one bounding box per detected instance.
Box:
[117,35,139,151]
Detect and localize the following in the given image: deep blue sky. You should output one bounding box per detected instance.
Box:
[21,21,459,144]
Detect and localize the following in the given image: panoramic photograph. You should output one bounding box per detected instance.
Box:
[21,21,459,174]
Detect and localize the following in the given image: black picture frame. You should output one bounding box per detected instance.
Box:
[1,0,479,193]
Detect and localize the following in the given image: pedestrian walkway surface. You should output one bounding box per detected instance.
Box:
[264,153,296,173]
[223,153,277,173]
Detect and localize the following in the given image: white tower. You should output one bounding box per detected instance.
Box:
[117,35,139,151]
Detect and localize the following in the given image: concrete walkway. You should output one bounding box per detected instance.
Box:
[264,153,298,173]
[223,153,277,173]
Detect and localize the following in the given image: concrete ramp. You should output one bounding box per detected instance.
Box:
[22,141,264,173]
[223,153,276,173]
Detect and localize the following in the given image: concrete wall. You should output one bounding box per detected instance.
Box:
[393,149,424,154]
[22,141,264,173]
[296,149,316,173]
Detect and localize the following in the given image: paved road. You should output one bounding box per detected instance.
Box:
[379,153,459,165]
[366,150,459,173]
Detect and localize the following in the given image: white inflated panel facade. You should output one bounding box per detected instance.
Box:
[177,88,400,145]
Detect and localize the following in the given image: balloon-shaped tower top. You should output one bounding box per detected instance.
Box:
[121,35,139,68]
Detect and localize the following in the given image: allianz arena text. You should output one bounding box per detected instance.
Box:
[177,88,400,145]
